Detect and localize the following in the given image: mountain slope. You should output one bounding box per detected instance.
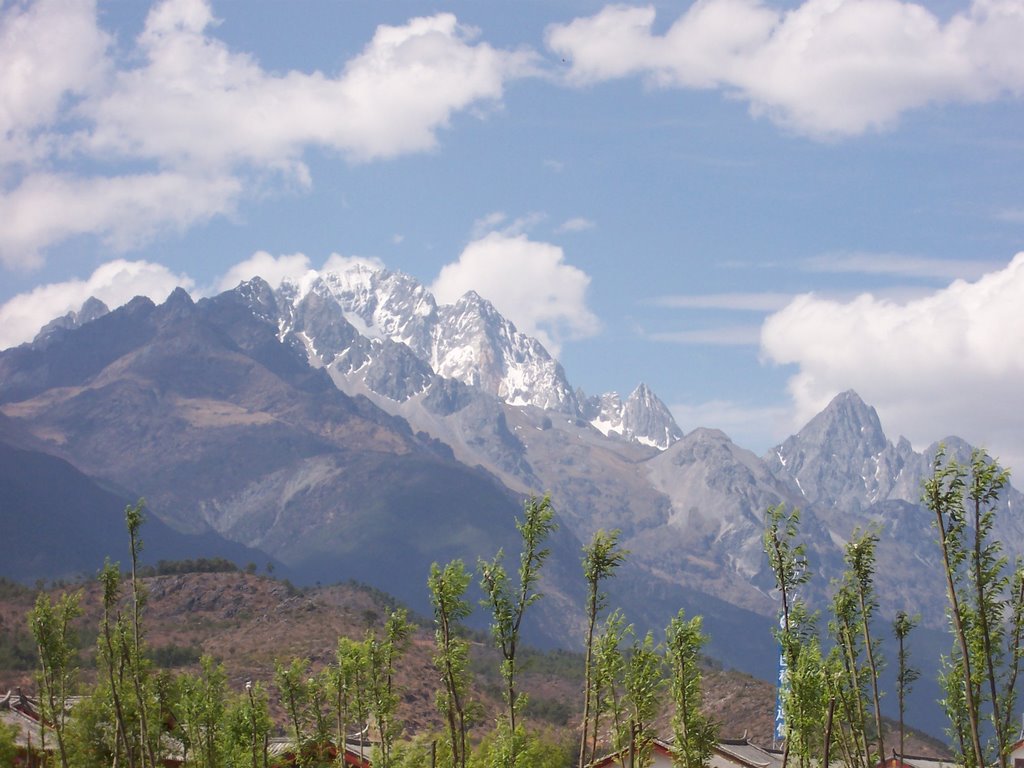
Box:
[0,419,276,581]
[0,281,587,641]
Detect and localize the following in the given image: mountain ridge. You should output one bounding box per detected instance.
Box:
[3,271,1022,740]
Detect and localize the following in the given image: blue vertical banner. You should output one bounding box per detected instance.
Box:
[775,642,787,741]
[774,612,788,743]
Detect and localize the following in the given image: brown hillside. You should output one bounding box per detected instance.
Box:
[0,571,948,756]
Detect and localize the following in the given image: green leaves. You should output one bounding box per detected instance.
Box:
[666,610,716,768]
[924,446,1020,768]
[429,559,473,768]
[30,588,82,768]
[478,495,557,767]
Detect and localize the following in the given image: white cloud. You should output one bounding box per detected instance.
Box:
[82,6,535,167]
[321,252,385,274]
[0,259,193,349]
[0,0,109,169]
[0,171,241,269]
[469,210,545,239]
[214,250,385,296]
[761,252,1024,471]
[215,251,316,293]
[0,0,535,267]
[547,0,1024,139]
[431,232,600,355]
[556,217,596,233]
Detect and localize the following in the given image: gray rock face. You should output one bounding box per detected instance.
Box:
[16,275,1024,732]
[33,296,111,346]
[434,291,579,414]
[622,383,684,449]
[275,267,584,417]
[765,390,917,512]
[582,383,683,449]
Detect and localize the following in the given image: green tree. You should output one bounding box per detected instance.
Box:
[468,728,575,768]
[622,631,663,768]
[366,609,413,768]
[332,636,370,765]
[478,494,557,767]
[785,638,831,768]
[593,610,629,764]
[307,668,334,764]
[225,681,271,768]
[665,610,716,768]
[0,720,17,767]
[29,589,82,768]
[578,529,627,768]
[846,529,885,762]
[275,657,311,755]
[428,559,474,768]
[125,500,157,768]
[763,504,823,768]
[178,655,228,768]
[924,447,1024,768]
[96,558,134,768]
[892,611,919,761]
[828,586,869,768]
[827,528,884,768]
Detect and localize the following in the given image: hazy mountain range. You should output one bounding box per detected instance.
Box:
[2,260,1020,736]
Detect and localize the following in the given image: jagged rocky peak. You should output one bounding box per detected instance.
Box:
[584,382,682,449]
[230,276,279,324]
[766,390,914,510]
[434,290,580,414]
[284,282,366,364]
[33,296,111,345]
[622,383,683,449]
[268,261,580,414]
[317,264,438,356]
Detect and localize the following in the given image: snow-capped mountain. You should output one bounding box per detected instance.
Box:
[269,262,681,445]
[8,280,1024,735]
[583,383,684,450]
[275,266,582,416]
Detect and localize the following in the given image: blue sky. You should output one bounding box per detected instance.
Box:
[2,0,1023,469]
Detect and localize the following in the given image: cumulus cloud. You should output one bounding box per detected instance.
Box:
[0,172,241,269]
[0,0,109,169]
[82,6,534,167]
[761,252,1024,471]
[0,0,535,268]
[0,259,193,349]
[214,250,385,295]
[215,251,316,293]
[431,232,600,355]
[547,0,1024,138]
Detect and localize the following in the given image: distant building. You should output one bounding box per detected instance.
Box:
[589,736,784,768]
[0,689,54,767]
[875,752,960,768]
[266,735,373,767]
